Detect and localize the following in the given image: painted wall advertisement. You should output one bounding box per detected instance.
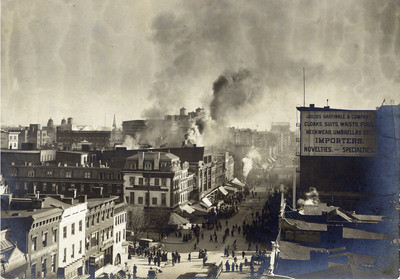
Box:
[300,110,376,157]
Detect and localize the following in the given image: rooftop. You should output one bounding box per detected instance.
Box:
[87,196,119,208]
[127,151,179,161]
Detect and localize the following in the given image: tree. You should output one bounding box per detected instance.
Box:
[152,211,170,241]
[126,205,149,242]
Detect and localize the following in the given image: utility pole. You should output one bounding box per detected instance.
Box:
[146,174,150,238]
[303,67,306,107]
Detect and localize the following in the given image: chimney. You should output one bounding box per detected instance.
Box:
[79,195,87,203]
[154,152,160,170]
[138,152,144,169]
[310,104,315,108]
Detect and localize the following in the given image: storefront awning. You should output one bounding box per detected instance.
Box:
[180,204,195,214]
[218,186,228,196]
[201,197,212,207]
[231,178,245,187]
[224,186,238,192]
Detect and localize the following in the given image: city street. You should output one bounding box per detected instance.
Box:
[123,185,271,278]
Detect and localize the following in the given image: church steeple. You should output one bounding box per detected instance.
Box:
[112,114,116,129]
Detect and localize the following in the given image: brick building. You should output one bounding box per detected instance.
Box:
[1,163,124,202]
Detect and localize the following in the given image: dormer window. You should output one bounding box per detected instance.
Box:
[130,162,137,170]
[144,161,152,170]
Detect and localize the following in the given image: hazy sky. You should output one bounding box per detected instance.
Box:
[2,0,399,130]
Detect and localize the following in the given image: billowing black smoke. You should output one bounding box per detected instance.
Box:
[210,69,265,126]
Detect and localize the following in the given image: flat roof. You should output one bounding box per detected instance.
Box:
[87,196,119,208]
[296,106,376,112]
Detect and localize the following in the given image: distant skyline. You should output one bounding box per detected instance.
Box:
[2,0,399,130]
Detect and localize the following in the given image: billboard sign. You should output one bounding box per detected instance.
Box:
[300,110,376,157]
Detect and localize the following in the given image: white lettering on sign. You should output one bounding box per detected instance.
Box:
[300,110,376,157]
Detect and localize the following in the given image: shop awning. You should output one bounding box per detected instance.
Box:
[201,197,213,207]
[231,178,245,187]
[224,186,238,192]
[168,213,190,225]
[190,204,209,216]
[218,186,228,196]
[180,204,195,214]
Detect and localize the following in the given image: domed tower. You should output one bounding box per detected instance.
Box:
[46,117,56,144]
[61,118,66,125]
[47,117,54,127]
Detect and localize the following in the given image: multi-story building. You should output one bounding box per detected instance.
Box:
[296,104,399,213]
[1,197,64,279]
[50,197,87,279]
[122,151,195,220]
[113,202,127,266]
[57,130,111,151]
[121,108,205,148]
[2,127,29,149]
[28,124,49,149]
[1,157,124,202]
[84,196,118,276]
[1,130,20,150]
[95,147,232,203]
[1,149,56,169]
[0,228,28,278]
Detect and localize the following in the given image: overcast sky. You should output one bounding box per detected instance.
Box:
[2,0,399,130]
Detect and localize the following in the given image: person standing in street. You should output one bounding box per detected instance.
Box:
[188,252,191,261]
[133,264,137,279]
[226,260,230,272]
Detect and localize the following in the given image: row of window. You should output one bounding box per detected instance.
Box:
[86,227,114,250]
[32,216,60,228]
[63,220,83,239]
[115,213,126,226]
[63,241,83,262]
[127,192,167,206]
[9,169,122,180]
[58,136,108,140]
[30,253,57,278]
[129,161,172,170]
[115,229,125,244]
[13,182,122,195]
[86,209,113,228]
[129,177,168,187]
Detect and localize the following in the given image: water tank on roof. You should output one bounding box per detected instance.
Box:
[180,107,187,116]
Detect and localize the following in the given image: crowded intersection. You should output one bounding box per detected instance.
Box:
[121,184,278,279]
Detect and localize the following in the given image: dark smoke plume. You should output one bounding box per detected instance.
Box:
[210,69,265,126]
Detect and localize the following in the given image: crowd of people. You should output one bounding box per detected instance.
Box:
[127,187,283,278]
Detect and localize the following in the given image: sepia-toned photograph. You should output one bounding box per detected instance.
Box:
[1,0,399,278]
